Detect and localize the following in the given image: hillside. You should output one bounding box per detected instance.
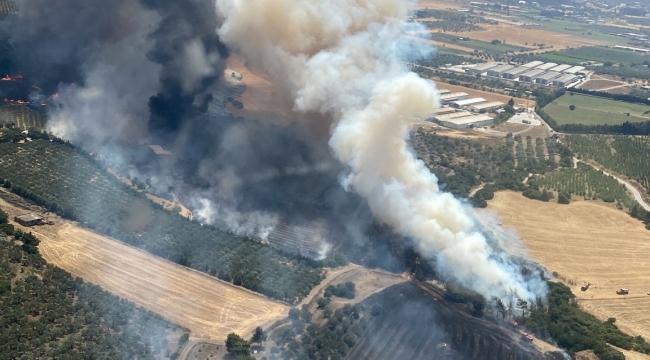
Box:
[0,139,323,303]
[347,282,567,360]
[0,231,188,359]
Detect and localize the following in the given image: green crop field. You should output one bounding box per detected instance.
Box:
[535,19,628,45]
[539,46,650,66]
[542,93,650,126]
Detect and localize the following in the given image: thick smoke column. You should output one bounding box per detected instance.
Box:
[217,0,547,300]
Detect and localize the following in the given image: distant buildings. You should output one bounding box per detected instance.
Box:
[439,115,495,129]
[459,60,587,88]
[14,214,43,227]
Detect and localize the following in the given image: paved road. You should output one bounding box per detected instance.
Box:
[575,158,650,212]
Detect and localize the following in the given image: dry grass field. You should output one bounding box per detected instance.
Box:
[0,191,288,341]
[451,23,608,49]
[487,191,650,340]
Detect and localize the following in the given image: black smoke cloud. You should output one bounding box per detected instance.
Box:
[8,0,371,257]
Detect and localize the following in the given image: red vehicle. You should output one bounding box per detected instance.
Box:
[522,333,534,342]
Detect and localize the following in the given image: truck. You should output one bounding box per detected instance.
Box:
[581,283,590,291]
[522,333,534,342]
[617,288,629,295]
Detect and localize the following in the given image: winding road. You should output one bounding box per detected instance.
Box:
[574,158,650,212]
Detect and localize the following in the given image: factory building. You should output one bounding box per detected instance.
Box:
[551,74,579,88]
[469,101,504,113]
[518,68,546,82]
[549,64,572,73]
[440,92,469,104]
[486,64,515,77]
[438,89,452,95]
[465,62,500,75]
[426,107,456,120]
[535,71,561,84]
[563,65,585,74]
[439,114,495,129]
[450,98,487,109]
[535,62,558,70]
[435,111,474,121]
[501,66,530,79]
[522,60,544,68]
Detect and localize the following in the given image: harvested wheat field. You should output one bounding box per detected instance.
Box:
[0,192,288,341]
[450,23,608,49]
[487,191,650,340]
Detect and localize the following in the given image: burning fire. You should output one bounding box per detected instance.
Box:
[1,75,10,81]
[1,73,23,81]
[3,98,30,104]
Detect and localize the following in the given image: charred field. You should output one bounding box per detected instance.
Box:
[350,282,567,360]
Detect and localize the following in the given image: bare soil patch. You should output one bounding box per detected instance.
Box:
[580,79,623,90]
[0,190,288,341]
[225,54,301,125]
[487,191,650,340]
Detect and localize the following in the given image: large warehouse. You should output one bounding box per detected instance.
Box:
[439,114,494,129]
[518,68,546,82]
[502,66,530,79]
[466,62,500,75]
[535,71,561,84]
[450,97,486,109]
[522,60,544,68]
[552,74,579,87]
[469,101,504,113]
[486,64,515,77]
[440,92,469,103]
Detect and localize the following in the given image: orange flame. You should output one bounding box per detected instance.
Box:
[1,75,10,81]
[52,92,59,99]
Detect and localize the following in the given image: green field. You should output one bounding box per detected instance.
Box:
[429,33,526,55]
[525,18,628,45]
[542,93,650,126]
[539,46,650,66]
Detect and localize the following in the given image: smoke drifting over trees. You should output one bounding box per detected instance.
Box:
[10,0,546,302]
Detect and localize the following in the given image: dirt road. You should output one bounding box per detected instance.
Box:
[575,158,650,212]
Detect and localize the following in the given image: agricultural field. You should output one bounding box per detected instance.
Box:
[428,32,527,55]
[539,46,650,66]
[542,93,650,126]
[487,191,650,341]
[532,162,634,207]
[0,104,46,130]
[565,135,650,194]
[0,232,188,359]
[0,140,325,303]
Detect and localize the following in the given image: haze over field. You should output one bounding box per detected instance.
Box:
[11,0,545,302]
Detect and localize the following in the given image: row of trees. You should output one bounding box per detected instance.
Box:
[0,140,325,303]
[0,225,188,359]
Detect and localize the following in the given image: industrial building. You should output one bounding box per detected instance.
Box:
[438,89,452,95]
[440,92,469,103]
[439,114,495,129]
[518,68,546,82]
[486,64,515,77]
[426,107,456,120]
[435,111,474,121]
[465,62,500,75]
[563,65,585,74]
[549,64,572,73]
[552,74,579,88]
[502,66,530,79]
[14,214,43,227]
[536,62,558,71]
[469,101,504,113]
[522,60,544,68]
[450,98,486,109]
[535,71,561,84]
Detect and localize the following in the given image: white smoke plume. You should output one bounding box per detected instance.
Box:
[216,0,547,301]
